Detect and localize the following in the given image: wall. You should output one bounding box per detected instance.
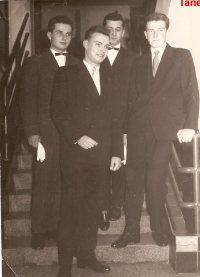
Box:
[155,0,171,14]
[41,4,132,48]
[9,0,32,55]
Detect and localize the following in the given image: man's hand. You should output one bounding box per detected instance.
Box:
[110,157,121,171]
[78,136,98,149]
[177,129,195,143]
[28,135,41,148]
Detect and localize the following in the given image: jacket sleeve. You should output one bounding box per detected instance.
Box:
[20,56,40,138]
[110,79,124,159]
[180,49,199,130]
[123,59,139,134]
[50,66,84,145]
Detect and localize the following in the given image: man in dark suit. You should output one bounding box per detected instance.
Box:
[51,26,123,277]
[111,12,199,248]
[20,15,79,250]
[101,13,138,224]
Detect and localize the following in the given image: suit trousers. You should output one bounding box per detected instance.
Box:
[57,161,109,272]
[31,142,61,233]
[104,165,126,210]
[125,128,173,234]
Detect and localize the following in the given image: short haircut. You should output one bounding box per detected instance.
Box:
[48,15,73,32]
[84,25,110,40]
[145,12,170,30]
[103,12,124,29]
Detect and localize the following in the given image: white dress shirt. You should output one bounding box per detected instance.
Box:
[83,59,101,95]
[50,48,67,67]
[107,44,120,66]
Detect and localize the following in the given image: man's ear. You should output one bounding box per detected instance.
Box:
[83,40,88,49]
[122,29,125,37]
[47,32,51,41]
[144,31,147,39]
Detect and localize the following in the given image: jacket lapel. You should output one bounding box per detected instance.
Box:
[137,52,152,97]
[111,47,124,69]
[43,49,59,69]
[99,62,111,106]
[78,62,100,100]
[152,44,174,93]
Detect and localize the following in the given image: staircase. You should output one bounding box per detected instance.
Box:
[2,147,169,267]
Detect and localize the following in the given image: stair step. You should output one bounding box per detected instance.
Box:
[9,189,32,212]
[2,233,168,266]
[99,209,150,235]
[14,170,32,190]
[17,154,33,170]
[8,188,147,212]
[4,210,151,238]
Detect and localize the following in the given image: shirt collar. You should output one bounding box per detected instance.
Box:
[109,43,121,50]
[83,59,100,72]
[50,48,68,55]
[150,43,167,57]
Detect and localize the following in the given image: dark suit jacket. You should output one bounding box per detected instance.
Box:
[50,62,124,167]
[126,44,199,144]
[20,49,79,143]
[103,47,138,122]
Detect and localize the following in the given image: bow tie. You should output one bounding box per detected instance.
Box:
[108,47,119,51]
[55,52,68,56]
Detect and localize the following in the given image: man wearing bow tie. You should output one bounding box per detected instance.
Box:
[100,13,138,227]
[111,12,199,249]
[20,15,79,250]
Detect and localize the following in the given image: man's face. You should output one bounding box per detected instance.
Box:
[104,20,125,46]
[47,23,72,52]
[83,32,110,67]
[144,20,168,49]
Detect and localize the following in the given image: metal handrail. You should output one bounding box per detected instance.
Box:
[1,13,30,193]
[169,134,200,235]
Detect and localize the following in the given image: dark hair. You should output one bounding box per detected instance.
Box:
[103,12,124,28]
[145,12,170,30]
[84,25,110,40]
[48,15,73,32]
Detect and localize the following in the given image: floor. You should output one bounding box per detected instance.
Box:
[2,262,200,277]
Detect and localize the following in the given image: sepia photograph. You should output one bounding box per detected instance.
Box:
[1,0,200,276]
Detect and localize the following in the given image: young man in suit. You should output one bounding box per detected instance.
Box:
[51,25,123,277]
[100,13,138,225]
[111,12,199,248]
[20,15,79,250]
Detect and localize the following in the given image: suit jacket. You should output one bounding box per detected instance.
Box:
[20,49,79,143]
[51,62,124,166]
[125,44,199,142]
[103,47,138,122]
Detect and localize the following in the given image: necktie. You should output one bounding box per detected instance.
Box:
[108,47,119,51]
[55,52,68,56]
[152,51,159,77]
[91,66,96,76]
[91,67,100,95]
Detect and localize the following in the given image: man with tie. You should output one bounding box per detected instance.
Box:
[51,25,123,277]
[20,15,79,250]
[100,13,138,226]
[111,12,199,248]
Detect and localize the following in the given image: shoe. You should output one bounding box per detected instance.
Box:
[152,231,168,246]
[77,257,110,273]
[99,213,110,231]
[109,206,121,221]
[111,233,140,248]
[30,233,45,250]
[44,230,57,241]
